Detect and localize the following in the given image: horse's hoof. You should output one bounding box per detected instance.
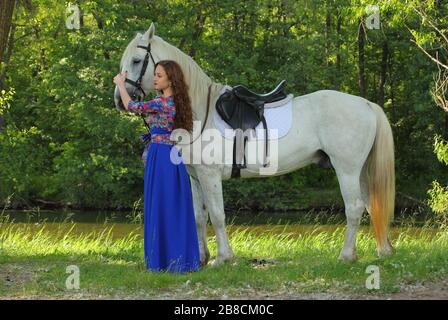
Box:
[211,255,234,267]
[200,254,210,267]
[338,251,358,262]
[377,238,395,257]
[377,244,395,257]
[199,248,210,267]
[211,259,223,267]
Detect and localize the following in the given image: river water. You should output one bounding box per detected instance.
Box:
[0,209,438,240]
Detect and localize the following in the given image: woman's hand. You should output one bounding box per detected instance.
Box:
[114,71,132,110]
[113,71,128,86]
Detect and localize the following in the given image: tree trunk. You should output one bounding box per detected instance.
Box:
[279,0,289,37]
[0,0,17,133]
[389,47,395,123]
[325,1,332,67]
[92,11,110,60]
[0,0,15,65]
[0,18,16,92]
[435,0,448,139]
[378,40,389,107]
[335,8,342,90]
[358,19,366,98]
[188,2,207,58]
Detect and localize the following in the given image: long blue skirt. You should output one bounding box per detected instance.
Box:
[143,142,201,273]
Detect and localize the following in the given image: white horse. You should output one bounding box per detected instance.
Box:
[114,23,395,266]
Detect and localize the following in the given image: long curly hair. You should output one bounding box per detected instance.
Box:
[154,60,193,133]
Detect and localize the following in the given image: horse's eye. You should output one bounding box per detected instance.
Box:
[133,59,141,64]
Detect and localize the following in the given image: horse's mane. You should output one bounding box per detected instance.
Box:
[152,35,213,108]
[125,33,213,110]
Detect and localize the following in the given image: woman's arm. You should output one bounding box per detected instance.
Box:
[117,83,132,111]
[114,71,132,110]
[113,72,171,114]
[127,96,171,114]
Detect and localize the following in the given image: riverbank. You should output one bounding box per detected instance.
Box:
[1,185,430,214]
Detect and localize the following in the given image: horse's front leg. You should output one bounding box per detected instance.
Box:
[196,166,234,266]
[189,173,210,266]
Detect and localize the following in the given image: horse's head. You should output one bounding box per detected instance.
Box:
[114,22,160,111]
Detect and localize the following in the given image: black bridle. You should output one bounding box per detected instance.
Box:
[125,44,156,99]
[124,43,156,131]
[123,42,212,145]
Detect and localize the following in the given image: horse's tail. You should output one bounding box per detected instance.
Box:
[365,102,395,252]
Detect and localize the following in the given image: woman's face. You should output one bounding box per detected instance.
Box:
[153,65,170,91]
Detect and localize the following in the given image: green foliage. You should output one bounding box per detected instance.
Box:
[434,134,448,165]
[428,181,448,216]
[0,88,14,115]
[1,0,447,210]
[428,135,448,222]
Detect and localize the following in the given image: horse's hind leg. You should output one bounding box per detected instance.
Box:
[334,166,366,262]
[190,175,210,266]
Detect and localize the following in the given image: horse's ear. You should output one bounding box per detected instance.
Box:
[143,22,155,42]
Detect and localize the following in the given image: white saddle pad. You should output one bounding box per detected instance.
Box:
[214,85,293,141]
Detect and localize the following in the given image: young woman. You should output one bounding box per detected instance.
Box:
[113,60,201,273]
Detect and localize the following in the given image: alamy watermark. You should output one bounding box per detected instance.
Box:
[365,265,380,290]
[365,5,380,30]
[66,3,81,30]
[66,265,80,290]
[167,122,280,175]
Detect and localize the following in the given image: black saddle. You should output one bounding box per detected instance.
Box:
[233,80,287,103]
[215,80,288,178]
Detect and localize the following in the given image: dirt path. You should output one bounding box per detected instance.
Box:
[2,278,447,300]
[1,262,447,300]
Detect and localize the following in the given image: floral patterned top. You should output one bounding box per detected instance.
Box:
[127,95,176,145]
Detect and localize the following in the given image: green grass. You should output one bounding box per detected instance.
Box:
[0,215,447,299]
